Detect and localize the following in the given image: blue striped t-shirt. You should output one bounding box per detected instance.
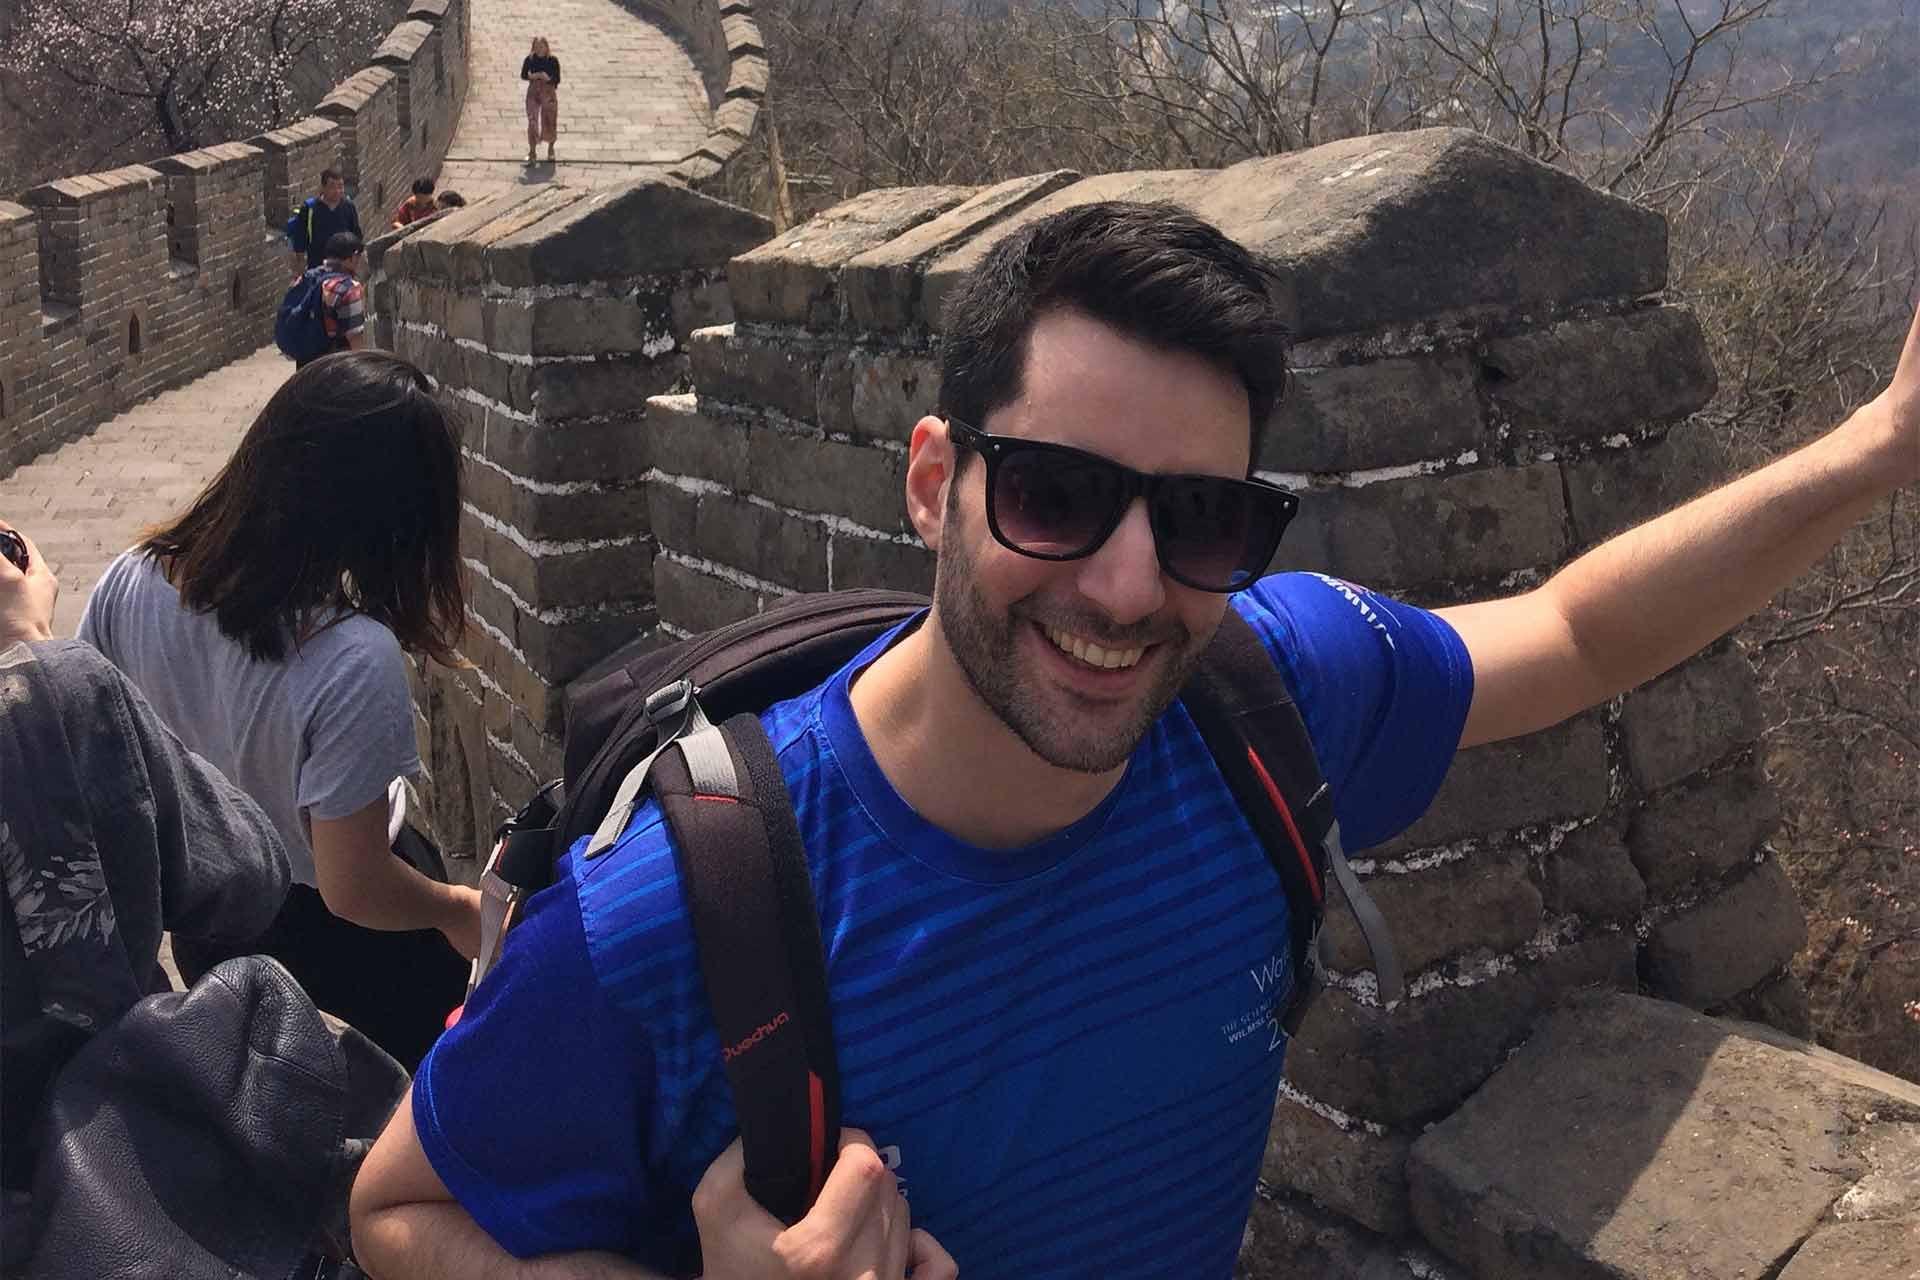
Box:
[414,572,1472,1276]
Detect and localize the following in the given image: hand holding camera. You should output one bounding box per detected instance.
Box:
[0,520,58,647]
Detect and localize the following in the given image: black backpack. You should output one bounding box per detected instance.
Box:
[468,589,1402,1225]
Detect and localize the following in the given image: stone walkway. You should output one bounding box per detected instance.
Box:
[436,0,712,196]
[0,347,286,637]
[2,0,717,632]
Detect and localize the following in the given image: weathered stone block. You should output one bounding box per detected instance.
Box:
[1564,420,1732,547]
[842,171,1080,333]
[476,410,653,485]
[918,169,1212,331]
[749,430,908,533]
[1628,760,1780,898]
[1262,355,1483,474]
[828,535,934,595]
[643,394,749,488]
[524,295,675,358]
[1190,129,1667,341]
[1408,991,1920,1280]
[1262,1095,1413,1235]
[728,184,972,327]
[1325,848,1543,976]
[1713,971,1814,1040]
[686,324,825,423]
[482,179,771,287]
[669,277,733,340]
[649,482,829,593]
[1619,646,1763,791]
[1237,1193,1436,1280]
[526,358,681,421]
[1643,855,1806,1008]
[1284,934,1635,1125]
[1777,1220,1920,1280]
[1484,307,1716,438]
[1373,713,1609,855]
[1276,463,1569,588]
[654,554,764,631]
[848,350,941,443]
[1540,821,1646,923]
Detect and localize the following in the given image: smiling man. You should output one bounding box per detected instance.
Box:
[351,202,1920,1280]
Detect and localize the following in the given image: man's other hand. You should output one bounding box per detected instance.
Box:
[693,1130,958,1280]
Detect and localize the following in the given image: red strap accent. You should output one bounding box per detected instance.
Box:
[1246,746,1323,903]
[444,1004,464,1030]
[807,1070,827,1201]
[693,794,740,805]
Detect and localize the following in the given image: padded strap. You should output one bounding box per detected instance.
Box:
[1323,821,1405,1007]
[660,714,840,1225]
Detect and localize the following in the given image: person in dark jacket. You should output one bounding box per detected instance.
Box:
[287,169,364,273]
[0,522,292,1207]
[521,37,561,164]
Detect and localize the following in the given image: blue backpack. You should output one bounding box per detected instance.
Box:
[274,268,343,363]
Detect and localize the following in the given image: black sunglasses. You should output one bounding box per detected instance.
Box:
[946,418,1299,594]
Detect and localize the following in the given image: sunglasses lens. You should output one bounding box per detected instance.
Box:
[1155,478,1287,591]
[993,447,1124,556]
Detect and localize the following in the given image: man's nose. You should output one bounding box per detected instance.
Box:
[1074,498,1166,626]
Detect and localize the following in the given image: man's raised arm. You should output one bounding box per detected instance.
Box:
[1443,303,1919,748]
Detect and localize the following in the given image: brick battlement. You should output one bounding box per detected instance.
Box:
[0,0,474,473]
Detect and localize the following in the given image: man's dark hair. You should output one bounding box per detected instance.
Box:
[412,176,435,196]
[320,168,344,187]
[436,190,467,209]
[938,202,1290,469]
[141,352,466,665]
[324,231,364,261]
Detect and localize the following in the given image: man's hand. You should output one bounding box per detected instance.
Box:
[693,1131,957,1280]
[0,521,58,646]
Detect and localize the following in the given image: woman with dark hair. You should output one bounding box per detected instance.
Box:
[77,351,481,1068]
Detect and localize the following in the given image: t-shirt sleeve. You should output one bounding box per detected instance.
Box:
[294,627,421,822]
[413,871,660,1258]
[1234,572,1473,850]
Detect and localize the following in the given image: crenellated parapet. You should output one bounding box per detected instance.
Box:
[0,0,472,474]
[633,0,767,187]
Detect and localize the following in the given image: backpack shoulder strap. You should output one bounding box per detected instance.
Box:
[1184,609,1405,1024]
[654,710,840,1226]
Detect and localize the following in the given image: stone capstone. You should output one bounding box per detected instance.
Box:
[1407,991,1920,1280]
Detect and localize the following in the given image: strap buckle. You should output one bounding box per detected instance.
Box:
[644,678,696,726]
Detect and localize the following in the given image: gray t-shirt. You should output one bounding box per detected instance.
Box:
[77,550,420,887]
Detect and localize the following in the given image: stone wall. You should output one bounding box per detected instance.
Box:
[392,128,1901,1278]
[0,0,470,474]
[631,0,767,187]
[383,179,770,860]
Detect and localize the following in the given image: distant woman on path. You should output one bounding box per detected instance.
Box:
[521,36,560,164]
[76,352,481,1070]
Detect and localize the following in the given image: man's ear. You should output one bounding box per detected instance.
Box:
[904,415,955,551]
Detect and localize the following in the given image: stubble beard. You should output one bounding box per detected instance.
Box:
[933,517,1204,775]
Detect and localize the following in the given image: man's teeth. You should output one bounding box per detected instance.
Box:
[1042,624,1145,670]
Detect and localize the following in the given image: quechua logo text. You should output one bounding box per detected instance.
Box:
[723,1011,791,1061]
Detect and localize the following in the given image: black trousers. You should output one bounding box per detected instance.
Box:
[174,884,468,1071]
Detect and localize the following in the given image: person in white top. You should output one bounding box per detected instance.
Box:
[78,350,482,1068]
